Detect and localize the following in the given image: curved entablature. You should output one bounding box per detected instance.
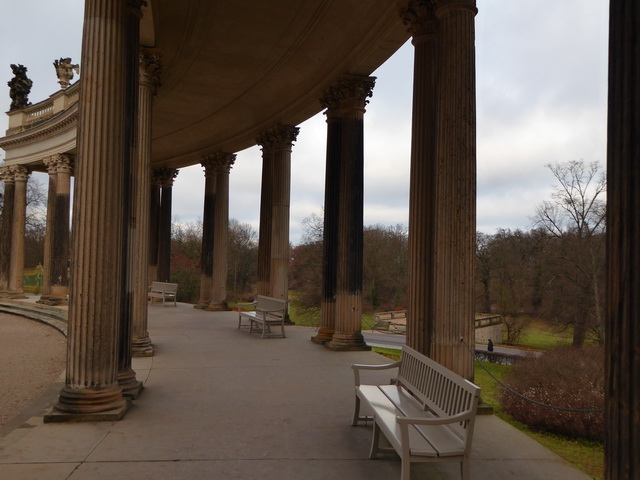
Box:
[1,82,79,171]
[1,1,409,171]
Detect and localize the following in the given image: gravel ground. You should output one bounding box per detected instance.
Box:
[0,313,66,428]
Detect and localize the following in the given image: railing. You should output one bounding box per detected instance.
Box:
[7,81,80,134]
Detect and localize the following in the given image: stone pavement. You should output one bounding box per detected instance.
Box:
[0,302,592,480]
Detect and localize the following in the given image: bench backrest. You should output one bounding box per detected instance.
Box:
[255,295,287,316]
[398,345,481,442]
[150,281,178,293]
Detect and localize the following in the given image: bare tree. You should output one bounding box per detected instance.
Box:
[533,160,606,346]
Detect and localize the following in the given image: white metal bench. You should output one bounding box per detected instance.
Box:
[351,345,481,480]
[147,281,178,307]
[237,295,287,338]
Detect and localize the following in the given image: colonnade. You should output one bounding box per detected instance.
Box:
[0,0,479,418]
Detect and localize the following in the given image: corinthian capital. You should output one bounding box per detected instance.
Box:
[203,152,236,175]
[256,125,300,150]
[153,167,179,188]
[10,165,30,182]
[400,0,439,37]
[139,49,162,94]
[320,75,376,113]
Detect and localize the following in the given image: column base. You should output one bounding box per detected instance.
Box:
[37,295,68,306]
[311,327,335,345]
[193,302,209,310]
[44,403,128,423]
[118,368,143,400]
[326,332,371,351]
[132,335,154,357]
[206,302,230,311]
[52,384,127,417]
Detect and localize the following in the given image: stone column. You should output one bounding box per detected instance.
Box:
[257,125,299,306]
[40,157,59,298]
[256,138,274,297]
[401,0,477,378]
[0,168,15,292]
[207,152,235,311]
[312,96,342,344]
[117,0,144,399]
[195,157,216,309]
[606,2,640,477]
[148,170,161,283]
[326,75,375,351]
[156,168,178,283]
[50,155,73,301]
[132,50,161,357]
[8,165,29,297]
[51,0,133,419]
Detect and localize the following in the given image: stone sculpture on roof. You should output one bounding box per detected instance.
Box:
[53,57,79,89]
[7,64,33,111]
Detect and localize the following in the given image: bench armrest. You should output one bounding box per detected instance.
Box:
[352,361,401,386]
[396,409,474,426]
[237,301,257,311]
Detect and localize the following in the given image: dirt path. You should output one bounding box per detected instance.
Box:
[0,313,66,428]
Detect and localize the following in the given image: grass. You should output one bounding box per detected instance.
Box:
[516,319,573,350]
[475,360,604,480]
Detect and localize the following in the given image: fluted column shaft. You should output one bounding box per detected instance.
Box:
[148,171,161,283]
[327,76,375,351]
[256,144,274,296]
[195,159,216,309]
[257,126,299,306]
[8,165,29,295]
[51,156,72,298]
[41,158,59,297]
[54,0,131,415]
[207,153,235,311]
[606,1,640,478]
[402,0,477,378]
[312,97,343,344]
[0,169,15,292]
[132,50,161,357]
[156,168,178,283]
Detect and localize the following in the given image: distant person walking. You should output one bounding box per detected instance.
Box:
[488,339,494,352]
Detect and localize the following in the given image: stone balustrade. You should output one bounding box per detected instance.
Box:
[6,82,80,135]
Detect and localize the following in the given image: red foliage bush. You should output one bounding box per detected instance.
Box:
[500,345,604,441]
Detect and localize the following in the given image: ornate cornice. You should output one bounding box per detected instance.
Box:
[320,75,376,113]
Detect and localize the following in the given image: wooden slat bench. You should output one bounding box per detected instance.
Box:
[351,345,481,480]
[147,281,178,307]
[237,295,287,338]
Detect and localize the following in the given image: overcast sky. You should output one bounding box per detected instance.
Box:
[0,0,609,244]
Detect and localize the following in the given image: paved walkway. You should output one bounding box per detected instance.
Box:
[0,302,591,480]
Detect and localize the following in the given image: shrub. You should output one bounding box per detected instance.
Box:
[500,346,604,441]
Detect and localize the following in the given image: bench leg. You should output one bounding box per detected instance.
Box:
[352,396,361,426]
[369,422,381,459]
[461,458,469,480]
